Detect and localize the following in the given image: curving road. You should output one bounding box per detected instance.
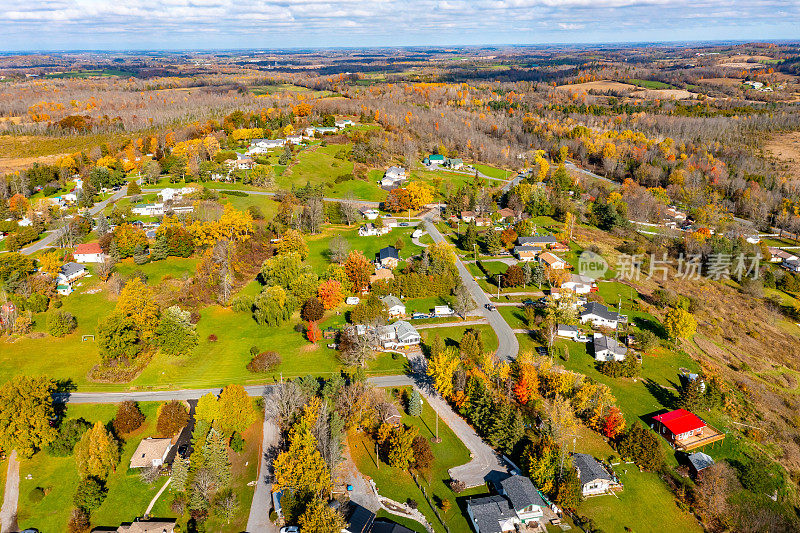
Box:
[422,211,519,361]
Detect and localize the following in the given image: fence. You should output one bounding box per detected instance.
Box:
[410,471,449,533]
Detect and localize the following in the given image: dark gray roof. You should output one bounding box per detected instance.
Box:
[687,452,715,472]
[499,475,547,511]
[379,246,399,261]
[60,262,86,277]
[467,495,517,533]
[518,235,558,245]
[514,245,542,253]
[572,453,612,485]
[346,502,375,533]
[558,324,578,333]
[581,301,620,322]
[594,334,627,356]
[372,521,416,533]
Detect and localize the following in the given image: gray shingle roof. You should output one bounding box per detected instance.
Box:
[581,301,620,322]
[467,495,517,533]
[593,334,627,356]
[380,295,404,309]
[687,452,715,473]
[394,320,419,342]
[500,475,547,511]
[558,324,578,333]
[518,235,557,245]
[379,246,399,261]
[60,262,86,278]
[572,453,612,486]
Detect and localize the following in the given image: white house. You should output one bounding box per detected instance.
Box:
[132,203,164,216]
[358,223,390,237]
[557,324,580,340]
[499,475,546,525]
[17,217,33,227]
[593,333,628,362]
[129,437,173,469]
[335,119,355,128]
[381,166,407,189]
[58,262,87,284]
[381,295,406,317]
[561,273,596,294]
[158,188,182,202]
[74,242,105,263]
[286,135,306,144]
[580,302,623,329]
[345,296,360,305]
[377,320,421,349]
[572,453,618,497]
[360,208,380,220]
[248,138,285,153]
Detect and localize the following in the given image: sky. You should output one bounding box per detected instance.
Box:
[0,0,799,51]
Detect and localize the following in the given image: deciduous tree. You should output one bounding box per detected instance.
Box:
[0,376,58,458]
[74,421,120,480]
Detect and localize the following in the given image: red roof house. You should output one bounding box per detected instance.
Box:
[652,409,705,445]
[74,242,105,263]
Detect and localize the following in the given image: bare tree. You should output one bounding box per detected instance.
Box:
[264,382,304,430]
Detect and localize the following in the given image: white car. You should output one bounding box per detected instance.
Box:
[280,527,299,533]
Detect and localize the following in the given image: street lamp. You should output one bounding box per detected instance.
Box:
[497,274,502,300]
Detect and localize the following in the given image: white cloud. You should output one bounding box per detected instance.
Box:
[557,22,586,30]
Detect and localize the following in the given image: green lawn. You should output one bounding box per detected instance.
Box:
[473,164,512,180]
[306,225,423,275]
[577,466,702,533]
[115,257,200,284]
[420,324,498,354]
[497,305,528,329]
[348,389,488,533]
[628,79,676,90]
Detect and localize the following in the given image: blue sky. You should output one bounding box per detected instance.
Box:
[1,0,798,51]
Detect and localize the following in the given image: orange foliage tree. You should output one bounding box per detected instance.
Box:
[306,321,322,344]
[317,279,343,310]
[344,251,373,293]
[602,407,626,439]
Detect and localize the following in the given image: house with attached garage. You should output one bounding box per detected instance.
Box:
[130,437,173,469]
[592,333,628,362]
[571,453,620,497]
[580,301,624,329]
[380,295,406,317]
[358,223,390,237]
[58,262,87,284]
[498,475,546,524]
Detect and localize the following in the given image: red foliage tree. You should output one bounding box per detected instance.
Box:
[602,407,626,439]
[514,375,530,405]
[306,321,322,344]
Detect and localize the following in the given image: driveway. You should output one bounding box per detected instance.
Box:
[423,212,518,361]
[246,410,281,533]
[0,451,19,533]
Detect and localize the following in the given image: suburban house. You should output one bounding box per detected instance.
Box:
[377,320,420,349]
[304,126,338,136]
[231,153,254,170]
[652,409,725,450]
[378,246,400,268]
[498,475,546,524]
[466,495,518,533]
[335,119,356,128]
[359,223,390,237]
[130,437,173,469]
[687,451,715,477]
[286,134,306,144]
[445,157,464,169]
[381,295,406,317]
[382,218,399,229]
[514,245,542,261]
[116,519,176,533]
[132,203,163,216]
[360,208,380,220]
[58,262,87,284]
[74,242,105,263]
[557,324,580,340]
[497,207,516,220]
[248,138,285,153]
[460,210,477,223]
[580,302,623,329]
[561,273,596,294]
[423,154,446,166]
[572,453,618,497]
[783,257,800,272]
[593,333,628,362]
[538,251,568,270]
[768,247,796,263]
[370,268,395,285]
[381,166,407,189]
[518,235,558,247]
[158,187,182,202]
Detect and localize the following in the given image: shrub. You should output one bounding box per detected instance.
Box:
[231,294,255,312]
[189,310,201,324]
[27,293,49,313]
[133,252,150,265]
[450,479,466,493]
[208,334,218,342]
[247,351,282,373]
[74,478,107,511]
[67,508,91,533]
[157,400,189,437]
[46,418,92,456]
[230,432,245,453]
[112,400,145,435]
[29,486,46,503]
[249,345,260,356]
[220,190,248,197]
[48,310,77,337]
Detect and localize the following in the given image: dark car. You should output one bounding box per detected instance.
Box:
[522,299,536,307]
[484,303,497,311]
[177,444,189,458]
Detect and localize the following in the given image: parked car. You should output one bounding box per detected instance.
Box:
[399,222,410,227]
[280,528,300,533]
[522,298,536,307]
[177,444,189,458]
[327,343,339,349]
[484,303,497,311]
[411,312,429,319]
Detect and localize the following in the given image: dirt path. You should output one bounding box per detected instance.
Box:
[0,451,19,533]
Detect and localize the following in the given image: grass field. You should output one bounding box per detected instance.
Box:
[306,225,423,275]
[348,389,488,533]
[473,163,512,180]
[628,78,676,90]
[16,400,260,532]
[420,324,498,354]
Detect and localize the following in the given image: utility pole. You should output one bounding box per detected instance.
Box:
[497,274,502,300]
[376,442,379,469]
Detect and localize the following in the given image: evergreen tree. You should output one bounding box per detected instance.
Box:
[483,228,503,256]
[109,240,120,263]
[522,261,532,286]
[150,234,169,261]
[96,214,110,236]
[408,389,422,417]
[678,376,705,411]
[171,458,190,493]
[462,221,478,251]
[205,428,231,488]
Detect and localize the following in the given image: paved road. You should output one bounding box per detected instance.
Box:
[0,451,19,533]
[500,171,526,194]
[142,188,381,208]
[423,212,518,361]
[20,186,130,255]
[246,413,280,533]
